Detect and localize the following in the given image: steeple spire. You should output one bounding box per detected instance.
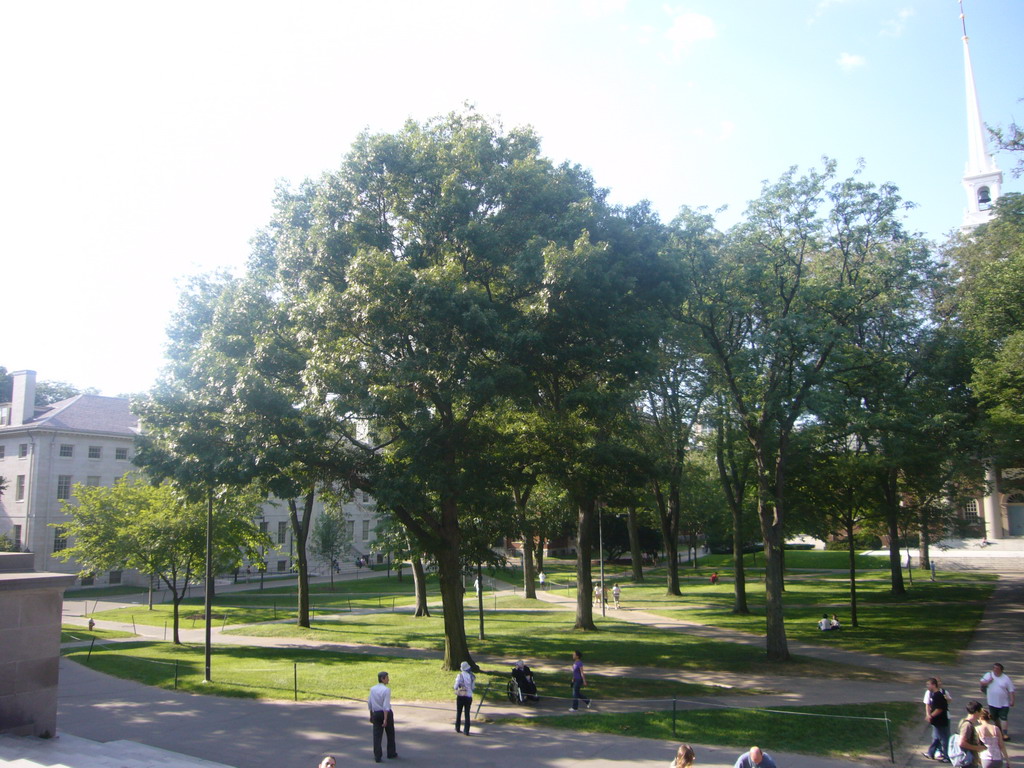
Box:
[959,0,1002,229]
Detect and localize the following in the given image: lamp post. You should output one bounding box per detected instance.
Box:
[599,501,606,619]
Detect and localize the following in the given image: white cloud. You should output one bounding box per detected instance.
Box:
[808,0,854,25]
[664,11,716,56]
[880,8,915,37]
[718,120,735,142]
[837,52,866,72]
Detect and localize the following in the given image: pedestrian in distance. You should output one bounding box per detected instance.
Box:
[923,676,952,762]
[368,671,397,763]
[612,583,621,609]
[538,571,546,590]
[453,661,475,735]
[980,663,1015,741]
[671,743,696,768]
[569,649,591,711]
[733,746,777,768]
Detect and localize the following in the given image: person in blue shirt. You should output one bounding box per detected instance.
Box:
[733,746,777,768]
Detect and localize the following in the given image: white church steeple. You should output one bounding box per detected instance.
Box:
[959,1,1002,230]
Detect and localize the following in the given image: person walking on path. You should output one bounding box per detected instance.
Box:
[368,671,397,762]
[612,583,621,609]
[924,677,952,762]
[538,571,545,590]
[569,649,591,711]
[732,746,777,768]
[980,663,1015,741]
[958,701,988,767]
[453,661,475,735]
[977,708,1009,768]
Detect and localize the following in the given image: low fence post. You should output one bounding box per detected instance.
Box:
[884,711,894,763]
[672,697,678,737]
[87,637,96,662]
[174,660,179,690]
[294,663,298,702]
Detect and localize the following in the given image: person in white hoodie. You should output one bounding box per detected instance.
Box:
[454,661,476,735]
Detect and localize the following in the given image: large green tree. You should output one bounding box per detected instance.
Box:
[674,163,928,660]
[55,476,266,643]
[273,110,650,666]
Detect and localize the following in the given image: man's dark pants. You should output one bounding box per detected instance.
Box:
[371,710,397,761]
[928,721,950,760]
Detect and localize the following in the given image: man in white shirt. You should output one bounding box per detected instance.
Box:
[368,671,397,762]
[980,663,1016,740]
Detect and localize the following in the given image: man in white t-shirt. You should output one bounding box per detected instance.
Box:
[980,662,1016,740]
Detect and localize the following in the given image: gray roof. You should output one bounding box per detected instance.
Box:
[3,395,139,437]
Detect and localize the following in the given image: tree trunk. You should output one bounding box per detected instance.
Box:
[477,562,485,640]
[755,462,789,661]
[412,556,430,616]
[846,517,858,627]
[437,543,473,670]
[626,506,644,582]
[715,420,748,614]
[289,491,315,628]
[882,470,906,595]
[918,507,930,570]
[522,534,537,599]
[574,497,597,631]
[653,481,681,596]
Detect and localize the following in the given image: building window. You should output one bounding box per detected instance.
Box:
[59,444,74,458]
[346,519,355,539]
[964,500,980,519]
[362,520,370,541]
[12,524,22,550]
[109,570,122,585]
[79,574,94,587]
[0,445,5,459]
[15,475,26,501]
[54,526,68,553]
[259,521,268,534]
[0,406,9,425]
[19,443,29,458]
[278,521,287,545]
[88,446,102,459]
[57,475,73,500]
[361,491,370,503]
[277,559,287,572]
[115,447,129,460]
[86,476,101,486]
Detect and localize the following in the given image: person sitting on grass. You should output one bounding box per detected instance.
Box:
[830,614,841,630]
[818,613,832,631]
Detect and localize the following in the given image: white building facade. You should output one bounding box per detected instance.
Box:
[1,369,384,586]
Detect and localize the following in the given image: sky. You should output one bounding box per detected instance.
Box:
[2,0,1022,397]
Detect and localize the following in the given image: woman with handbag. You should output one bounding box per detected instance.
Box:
[453,661,476,735]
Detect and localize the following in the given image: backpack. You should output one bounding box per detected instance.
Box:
[948,719,975,768]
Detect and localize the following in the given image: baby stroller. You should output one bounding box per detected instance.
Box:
[507,662,539,704]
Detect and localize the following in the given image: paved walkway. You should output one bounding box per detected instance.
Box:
[50,573,1024,768]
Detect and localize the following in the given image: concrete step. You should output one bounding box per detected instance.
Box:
[0,733,234,768]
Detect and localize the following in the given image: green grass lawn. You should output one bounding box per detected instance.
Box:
[223,610,881,679]
[666,602,984,664]
[60,625,135,642]
[61,641,748,702]
[64,585,148,599]
[508,701,918,759]
[91,603,300,628]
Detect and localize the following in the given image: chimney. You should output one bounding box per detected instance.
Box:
[10,370,37,426]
